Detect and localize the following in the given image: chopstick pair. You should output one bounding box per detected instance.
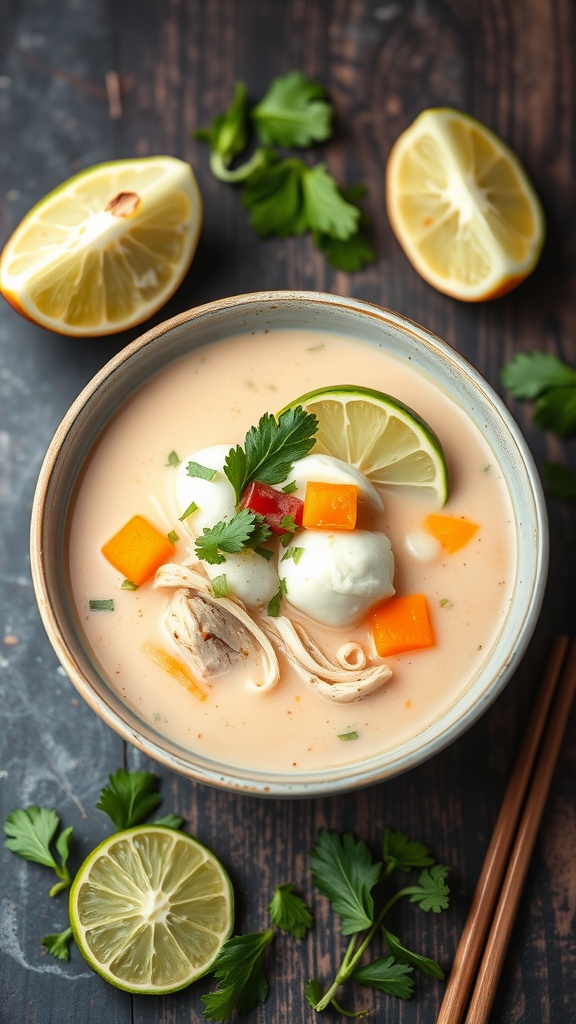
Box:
[436,634,576,1024]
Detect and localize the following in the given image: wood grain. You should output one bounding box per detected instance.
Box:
[0,1,574,1023]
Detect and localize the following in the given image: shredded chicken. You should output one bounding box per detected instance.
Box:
[262,616,392,703]
[154,563,279,691]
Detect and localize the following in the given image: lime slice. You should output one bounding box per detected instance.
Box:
[69,825,233,994]
[386,108,545,301]
[283,384,449,505]
[0,156,202,336]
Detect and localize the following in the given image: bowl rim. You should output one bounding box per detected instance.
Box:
[30,290,549,797]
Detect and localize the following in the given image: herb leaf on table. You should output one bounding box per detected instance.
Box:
[310,829,382,934]
[268,882,314,938]
[3,807,73,896]
[251,71,332,147]
[202,930,275,1021]
[96,769,162,830]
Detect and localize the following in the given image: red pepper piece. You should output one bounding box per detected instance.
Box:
[240,481,304,535]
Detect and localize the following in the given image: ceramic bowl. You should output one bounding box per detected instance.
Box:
[30,291,548,796]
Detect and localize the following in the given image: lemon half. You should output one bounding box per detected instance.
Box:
[69,825,233,994]
[282,384,449,506]
[386,108,545,301]
[0,156,202,336]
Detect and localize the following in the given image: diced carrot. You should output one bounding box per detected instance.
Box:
[101,515,174,585]
[142,643,208,702]
[302,481,358,530]
[372,594,435,657]
[422,513,479,553]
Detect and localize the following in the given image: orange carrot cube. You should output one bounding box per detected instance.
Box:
[372,594,435,657]
[302,482,358,530]
[423,513,479,553]
[101,515,174,586]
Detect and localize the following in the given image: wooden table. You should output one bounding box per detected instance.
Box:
[1,2,574,1022]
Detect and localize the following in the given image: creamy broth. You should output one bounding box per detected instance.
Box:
[67,329,516,773]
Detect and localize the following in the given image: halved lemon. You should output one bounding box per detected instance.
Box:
[282,384,449,505]
[386,108,545,301]
[0,156,202,336]
[69,825,233,994]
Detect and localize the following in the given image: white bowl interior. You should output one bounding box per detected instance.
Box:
[30,292,548,796]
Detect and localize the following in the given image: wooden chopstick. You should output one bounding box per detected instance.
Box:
[436,634,574,1024]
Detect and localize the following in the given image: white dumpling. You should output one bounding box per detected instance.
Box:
[281,453,383,512]
[204,549,279,609]
[281,529,395,627]
[175,444,236,535]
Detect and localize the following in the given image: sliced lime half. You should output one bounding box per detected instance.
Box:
[69,825,233,994]
[282,384,449,505]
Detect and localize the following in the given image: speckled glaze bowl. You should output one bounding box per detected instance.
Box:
[30,291,548,796]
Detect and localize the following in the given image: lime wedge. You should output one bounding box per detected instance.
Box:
[69,825,233,994]
[0,156,202,336]
[282,384,449,505]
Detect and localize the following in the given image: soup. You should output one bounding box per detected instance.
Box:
[67,328,516,774]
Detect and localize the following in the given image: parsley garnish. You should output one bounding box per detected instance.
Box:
[195,72,375,271]
[281,546,304,564]
[501,351,576,498]
[187,460,217,481]
[195,510,271,565]
[501,351,576,431]
[203,884,313,1020]
[224,406,318,503]
[3,807,73,897]
[307,828,449,1014]
[3,770,184,961]
[267,578,287,617]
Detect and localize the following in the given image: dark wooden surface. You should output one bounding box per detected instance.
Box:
[1,2,575,1022]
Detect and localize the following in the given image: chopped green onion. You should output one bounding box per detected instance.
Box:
[167,530,179,544]
[120,580,138,591]
[211,574,229,598]
[338,730,359,741]
[166,450,181,467]
[186,461,217,481]
[281,546,304,564]
[255,545,274,561]
[282,480,298,494]
[179,501,199,522]
[89,599,115,611]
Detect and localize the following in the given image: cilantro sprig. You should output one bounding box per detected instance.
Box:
[203,884,313,1021]
[307,828,450,1015]
[195,71,375,270]
[501,351,576,499]
[3,770,183,961]
[195,510,272,565]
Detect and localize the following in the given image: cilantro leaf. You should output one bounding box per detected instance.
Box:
[382,927,445,979]
[281,546,304,564]
[153,813,185,830]
[96,769,162,830]
[310,830,382,935]
[305,978,324,1009]
[252,71,333,147]
[186,460,217,481]
[202,930,275,1021]
[314,227,376,272]
[3,807,73,893]
[268,883,313,938]
[194,82,268,183]
[542,462,576,500]
[382,829,434,872]
[194,510,265,565]
[302,164,360,239]
[41,927,74,961]
[267,578,287,618]
[533,387,576,437]
[224,406,318,503]
[401,865,450,913]
[351,956,414,999]
[241,158,305,237]
[501,351,576,399]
